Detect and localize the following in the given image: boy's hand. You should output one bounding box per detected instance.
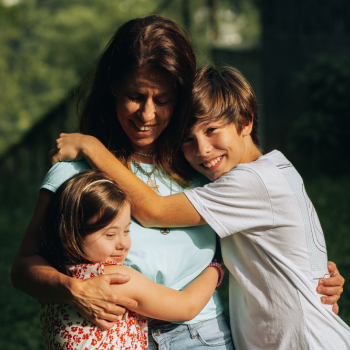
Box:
[70,273,137,330]
[316,261,344,315]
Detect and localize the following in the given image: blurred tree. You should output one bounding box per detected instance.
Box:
[287,56,350,176]
[0,0,261,156]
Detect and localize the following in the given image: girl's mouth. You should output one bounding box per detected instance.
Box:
[200,156,223,171]
[110,255,125,261]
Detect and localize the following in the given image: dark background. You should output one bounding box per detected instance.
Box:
[1,0,349,348]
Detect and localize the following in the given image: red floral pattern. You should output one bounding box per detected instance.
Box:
[38,262,148,350]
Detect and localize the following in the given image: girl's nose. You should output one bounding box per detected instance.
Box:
[139,97,155,123]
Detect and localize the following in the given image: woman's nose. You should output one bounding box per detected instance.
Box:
[139,98,155,123]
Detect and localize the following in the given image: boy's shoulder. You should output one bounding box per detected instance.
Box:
[231,150,294,180]
[220,150,299,195]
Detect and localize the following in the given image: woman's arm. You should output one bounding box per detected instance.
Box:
[104,264,219,321]
[49,133,345,312]
[11,189,137,330]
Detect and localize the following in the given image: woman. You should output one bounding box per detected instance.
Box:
[12,15,232,350]
[12,15,343,350]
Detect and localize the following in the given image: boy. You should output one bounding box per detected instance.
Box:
[53,66,349,349]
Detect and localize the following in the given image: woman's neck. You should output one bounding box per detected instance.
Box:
[131,153,155,164]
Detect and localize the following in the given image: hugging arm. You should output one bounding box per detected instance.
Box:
[49,133,345,313]
[11,189,137,330]
[105,265,219,321]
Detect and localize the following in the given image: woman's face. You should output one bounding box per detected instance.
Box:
[114,66,177,153]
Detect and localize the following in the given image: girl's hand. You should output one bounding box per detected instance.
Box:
[48,133,96,168]
[69,273,138,330]
[316,261,344,315]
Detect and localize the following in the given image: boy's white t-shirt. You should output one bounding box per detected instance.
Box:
[185,150,350,350]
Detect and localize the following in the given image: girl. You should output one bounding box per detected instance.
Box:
[38,170,222,350]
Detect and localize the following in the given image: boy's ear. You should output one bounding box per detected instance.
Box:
[241,119,253,137]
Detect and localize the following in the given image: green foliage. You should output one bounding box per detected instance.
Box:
[287,56,350,176]
[0,0,161,154]
[0,0,261,156]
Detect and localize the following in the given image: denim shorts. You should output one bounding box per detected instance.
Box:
[147,313,234,350]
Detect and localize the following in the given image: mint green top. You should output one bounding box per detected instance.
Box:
[41,160,224,324]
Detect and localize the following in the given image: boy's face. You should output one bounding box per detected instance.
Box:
[182,119,251,181]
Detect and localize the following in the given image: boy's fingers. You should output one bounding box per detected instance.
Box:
[317,285,343,296]
[321,295,340,305]
[327,261,339,277]
[319,274,344,287]
[332,303,339,315]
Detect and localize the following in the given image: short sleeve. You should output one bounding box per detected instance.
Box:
[41,160,90,193]
[184,167,274,238]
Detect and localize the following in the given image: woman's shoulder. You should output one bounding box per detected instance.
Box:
[41,160,91,193]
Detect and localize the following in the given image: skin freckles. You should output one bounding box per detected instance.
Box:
[114,66,177,154]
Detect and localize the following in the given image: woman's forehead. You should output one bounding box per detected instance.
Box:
[119,66,176,93]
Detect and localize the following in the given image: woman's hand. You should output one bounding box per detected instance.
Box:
[316,261,344,315]
[69,273,138,330]
[48,133,96,168]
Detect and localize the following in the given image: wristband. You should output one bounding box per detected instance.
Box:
[208,259,225,287]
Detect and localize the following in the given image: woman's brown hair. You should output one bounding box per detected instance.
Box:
[188,65,259,146]
[78,15,196,186]
[41,171,130,274]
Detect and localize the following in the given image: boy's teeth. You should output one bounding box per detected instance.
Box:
[203,156,222,168]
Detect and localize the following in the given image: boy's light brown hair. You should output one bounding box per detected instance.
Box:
[189,65,259,146]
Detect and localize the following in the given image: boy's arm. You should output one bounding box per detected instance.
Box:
[49,133,345,310]
[11,189,137,330]
[104,264,220,321]
[50,133,205,227]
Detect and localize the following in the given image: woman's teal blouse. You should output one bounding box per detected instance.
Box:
[41,160,224,324]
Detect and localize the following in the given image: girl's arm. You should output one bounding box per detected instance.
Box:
[104,264,220,321]
[50,133,345,311]
[11,189,137,330]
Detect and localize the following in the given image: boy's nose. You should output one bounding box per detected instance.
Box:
[196,138,212,156]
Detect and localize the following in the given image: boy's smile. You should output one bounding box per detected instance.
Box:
[182,120,261,181]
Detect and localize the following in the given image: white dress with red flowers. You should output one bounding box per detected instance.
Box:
[38,262,148,350]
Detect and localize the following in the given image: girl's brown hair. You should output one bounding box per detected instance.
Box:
[188,65,259,146]
[41,171,130,274]
[78,15,196,186]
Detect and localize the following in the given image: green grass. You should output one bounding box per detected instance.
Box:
[1,174,349,349]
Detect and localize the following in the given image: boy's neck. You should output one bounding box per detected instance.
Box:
[241,137,263,165]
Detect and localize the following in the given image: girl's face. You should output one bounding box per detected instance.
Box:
[114,66,177,154]
[81,204,132,264]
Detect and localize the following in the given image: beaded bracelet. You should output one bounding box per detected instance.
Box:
[208,259,225,287]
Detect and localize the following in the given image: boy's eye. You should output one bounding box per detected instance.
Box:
[206,127,217,134]
[183,137,193,143]
[106,233,116,238]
